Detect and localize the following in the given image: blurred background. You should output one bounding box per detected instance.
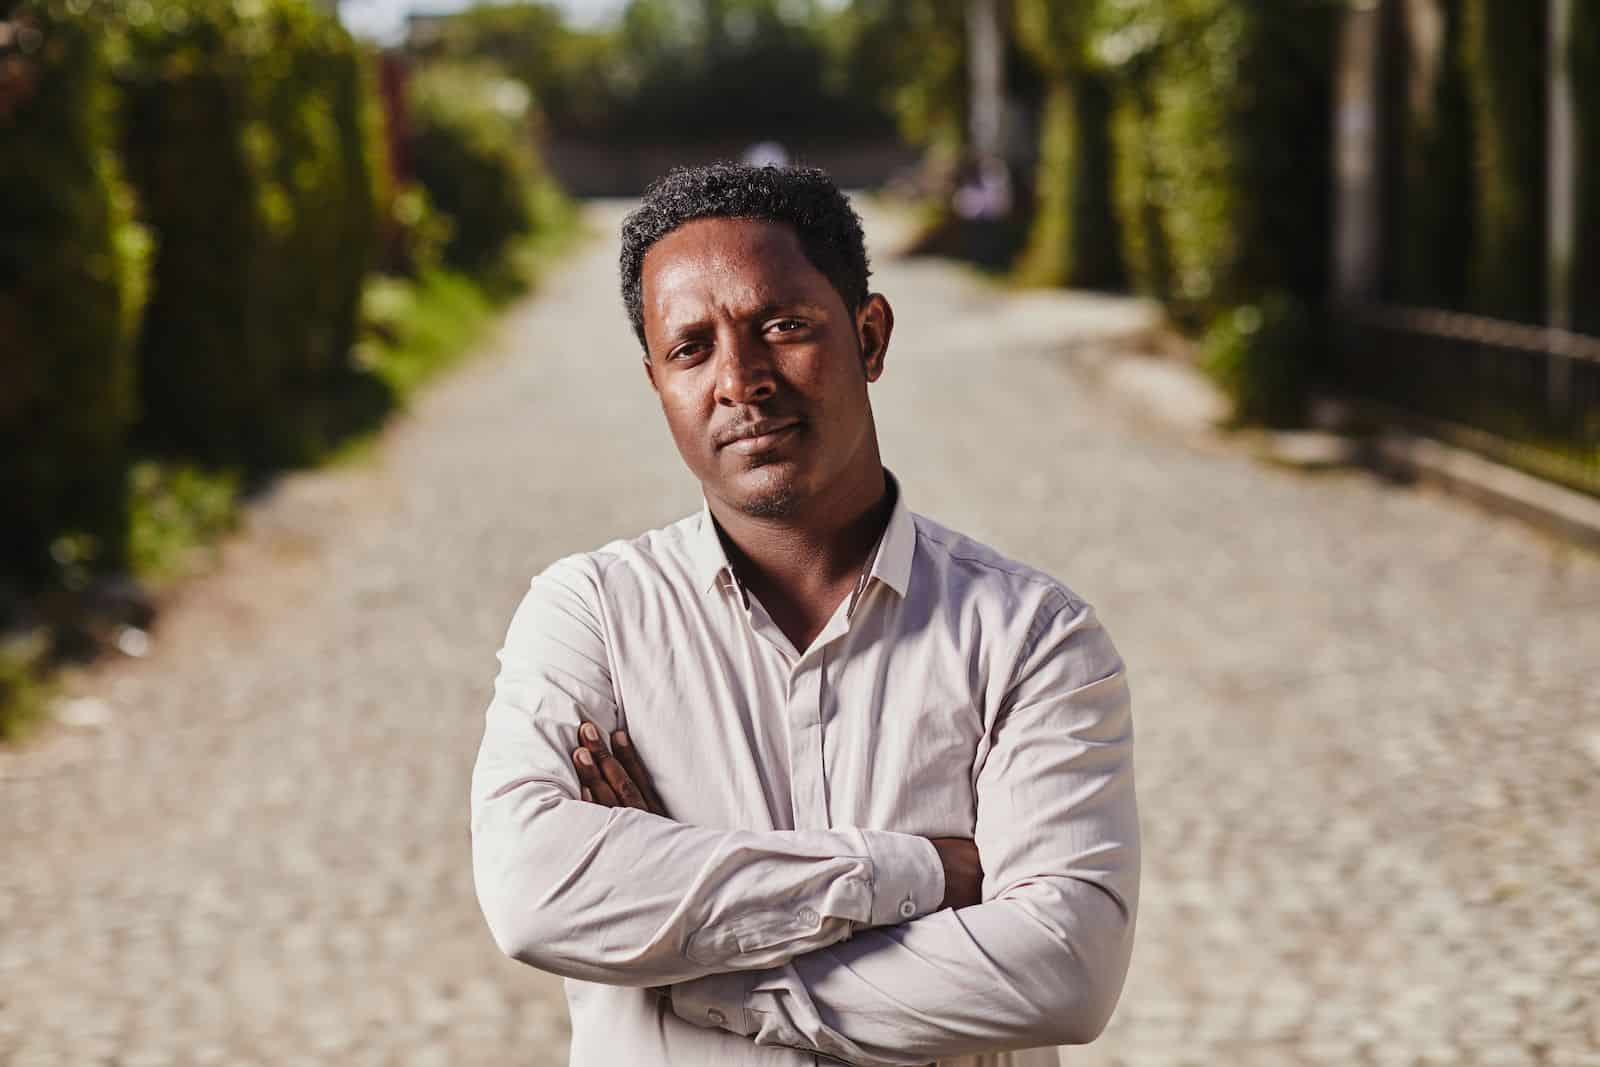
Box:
[1,1,1596,1065]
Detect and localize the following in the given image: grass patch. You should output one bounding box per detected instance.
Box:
[0,632,56,744]
[127,460,244,582]
[328,199,584,466]
[357,269,498,400]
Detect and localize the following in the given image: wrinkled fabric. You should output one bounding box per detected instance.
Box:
[470,474,1140,1066]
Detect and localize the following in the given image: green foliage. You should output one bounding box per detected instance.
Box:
[1201,294,1316,428]
[381,181,452,278]
[1096,0,1338,326]
[1090,0,1337,423]
[1106,70,1173,302]
[1462,0,1546,324]
[1014,73,1124,290]
[409,3,582,116]
[127,460,241,579]
[1571,0,1600,337]
[355,192,578,408]
[1013,0,1123,289]
[415,0,892,143]
[118,0,383,469]
[357,270,498,400]
[407,61,539,274]
[0,0,150,591]
[823,0,968,149]
[0,630,55,743]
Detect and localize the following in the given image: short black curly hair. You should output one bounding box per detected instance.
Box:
[619,162,871,352]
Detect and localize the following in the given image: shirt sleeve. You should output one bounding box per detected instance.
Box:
[470,555,947,988]
[666,595,1141,1065]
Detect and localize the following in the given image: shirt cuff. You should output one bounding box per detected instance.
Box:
[670,969,756,1037]
[856,828,945,927]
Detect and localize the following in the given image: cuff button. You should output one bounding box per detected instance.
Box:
[797,906,819,927]
[898,898,917,919]
[707,1008,727,1025]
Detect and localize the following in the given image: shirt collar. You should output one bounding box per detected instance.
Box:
[688,469,917,601]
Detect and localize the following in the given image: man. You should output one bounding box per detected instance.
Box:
[470,163,1140,1066]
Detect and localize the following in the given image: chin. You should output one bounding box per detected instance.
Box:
[726,462,806,518]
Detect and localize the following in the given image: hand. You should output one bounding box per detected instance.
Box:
[928,837,982,910]
[572,721,669,817]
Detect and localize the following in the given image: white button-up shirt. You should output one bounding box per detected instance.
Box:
[470,475,1140,1066]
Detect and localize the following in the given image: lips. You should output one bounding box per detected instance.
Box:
[717,417,803,453]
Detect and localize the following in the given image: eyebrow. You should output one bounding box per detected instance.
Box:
[660,300,825,344]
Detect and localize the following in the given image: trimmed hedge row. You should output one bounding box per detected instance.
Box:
[407,61,538,276]
[1013,0,1124,290]
[1095,0,1338,325]
[1463,0,1547,324]
[0,1,149,589]
[1572,0,1600,337]
[4,0,557,602]
[1078,0,1338,422]
[120,0,383,468]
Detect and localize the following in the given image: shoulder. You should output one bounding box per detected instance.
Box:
[910,511,1087,624]
[527,512,704,608]
[909,514,1126,704]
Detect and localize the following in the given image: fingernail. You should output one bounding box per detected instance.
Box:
[580,723,599,742]
[613,731,629,748]
[575,748,592,766]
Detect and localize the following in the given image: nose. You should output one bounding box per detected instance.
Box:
[712,334,777,407]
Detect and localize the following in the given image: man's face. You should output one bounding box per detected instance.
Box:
[639,217,891,518]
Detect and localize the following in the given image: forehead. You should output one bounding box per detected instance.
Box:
[640,217,838,328]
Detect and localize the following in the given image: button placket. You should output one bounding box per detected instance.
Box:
[785,658,829,830]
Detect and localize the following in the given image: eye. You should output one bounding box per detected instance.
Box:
[668,341,710,362]
[767,318,808,335]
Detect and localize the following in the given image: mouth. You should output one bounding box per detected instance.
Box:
[718,417,804,454]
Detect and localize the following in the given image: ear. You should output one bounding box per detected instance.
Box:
[855,293,893,383]
[642,352,658,392]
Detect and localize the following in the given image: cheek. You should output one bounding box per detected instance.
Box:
[657,384,711,453]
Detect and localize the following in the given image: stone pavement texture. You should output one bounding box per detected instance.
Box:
[2,202,1597,1067]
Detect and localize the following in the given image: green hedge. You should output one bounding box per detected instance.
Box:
[1090,0,1337,421]
[1105,56,1173,304]
[1014,0,1124,290]
[0,1,150,592]
[1463,0,1547,324]
[1571,0,1600,337]
[407,61,539,275]
[1098,0,1338,325]
[1385,0,1474,311]
[119,0,382,469]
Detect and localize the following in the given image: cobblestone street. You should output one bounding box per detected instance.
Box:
[2,202,1596,1067]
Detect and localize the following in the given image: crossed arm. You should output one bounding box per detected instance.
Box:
[470,564,1140,1066]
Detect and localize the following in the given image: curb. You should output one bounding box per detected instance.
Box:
[1366,429,1600,550]
[1038,301,1600,551]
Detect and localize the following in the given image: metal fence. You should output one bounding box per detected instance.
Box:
[1334,303,1600,497]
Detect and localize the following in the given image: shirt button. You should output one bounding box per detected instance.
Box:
[707,1008,727,1025]
[898,898,917,919]
[797,906,819,927]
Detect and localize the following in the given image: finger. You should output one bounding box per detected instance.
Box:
[595,748,649,811]
[573,746,620,807]
[579,721,610,761]
[577,722,647,812]
[612,730,667,815]
[581,786,594,803]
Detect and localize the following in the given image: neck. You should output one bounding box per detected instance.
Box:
[708,462,892,607]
